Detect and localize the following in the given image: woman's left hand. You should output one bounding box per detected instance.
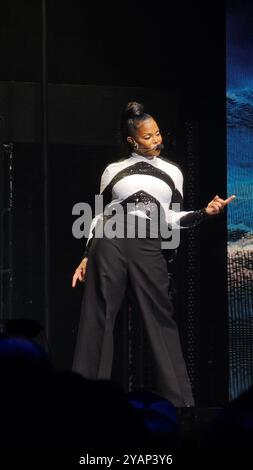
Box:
[205,194,236,216]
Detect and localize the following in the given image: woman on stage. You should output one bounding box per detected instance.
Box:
[72,101,235,407]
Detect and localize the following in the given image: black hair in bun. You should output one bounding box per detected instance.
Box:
[123,102,145,119]
[120,101,152,150]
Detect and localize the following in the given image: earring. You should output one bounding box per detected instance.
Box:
[133,141,139,150]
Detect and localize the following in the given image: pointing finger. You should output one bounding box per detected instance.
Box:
[223,195,236,206]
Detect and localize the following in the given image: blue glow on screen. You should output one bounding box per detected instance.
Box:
[227,3,253,400]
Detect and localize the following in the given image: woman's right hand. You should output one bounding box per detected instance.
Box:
[72,258,88,287]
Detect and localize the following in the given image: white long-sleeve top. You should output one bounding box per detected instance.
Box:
[83,152,208,258]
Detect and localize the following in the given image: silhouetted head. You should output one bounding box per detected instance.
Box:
[0,336,52,378]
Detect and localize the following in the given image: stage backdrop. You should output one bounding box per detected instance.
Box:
[227,1,253,400]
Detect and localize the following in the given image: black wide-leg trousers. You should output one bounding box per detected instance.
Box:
[73,235,194,407]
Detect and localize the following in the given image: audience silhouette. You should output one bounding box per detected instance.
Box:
[1,322,252,453]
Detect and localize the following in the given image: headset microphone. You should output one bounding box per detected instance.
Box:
[138,143,164,152]
[155,143,164,150]
[130,138,164,153]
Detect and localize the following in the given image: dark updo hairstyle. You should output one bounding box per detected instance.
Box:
[120,102,152,151]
